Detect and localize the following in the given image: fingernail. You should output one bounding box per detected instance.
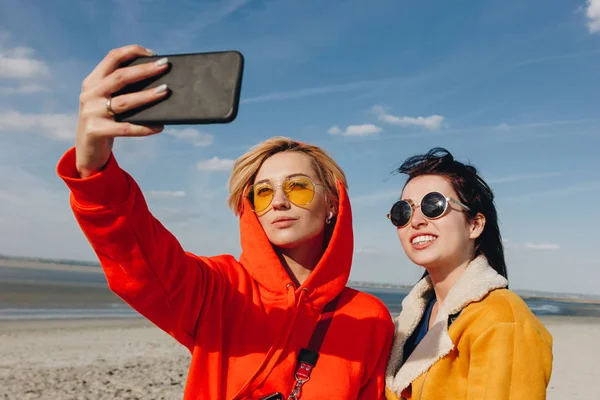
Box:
[155,57,168,66]
[155,84,168,94]
[146,48,157,56]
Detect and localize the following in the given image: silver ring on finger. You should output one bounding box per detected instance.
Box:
[106,97,115,117]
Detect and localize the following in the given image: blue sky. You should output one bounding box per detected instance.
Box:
[0,0,599,295]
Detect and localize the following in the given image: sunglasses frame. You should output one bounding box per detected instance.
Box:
[386,191,471,228]
[245,175,325,213]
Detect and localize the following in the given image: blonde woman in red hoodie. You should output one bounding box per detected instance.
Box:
[56,44,394,400]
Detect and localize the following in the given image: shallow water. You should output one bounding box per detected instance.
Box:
[2,265,600,320]
[357,286,600,317]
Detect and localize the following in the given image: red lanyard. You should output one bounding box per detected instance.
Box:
[287,295,340,400]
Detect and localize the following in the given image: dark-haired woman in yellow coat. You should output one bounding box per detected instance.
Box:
[384,148,553,400]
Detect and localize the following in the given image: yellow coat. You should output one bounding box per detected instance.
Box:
[385,255,553,400]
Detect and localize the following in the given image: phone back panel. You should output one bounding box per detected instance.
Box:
[113,50,244,125]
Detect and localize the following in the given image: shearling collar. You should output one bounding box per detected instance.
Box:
[385,255,508,395]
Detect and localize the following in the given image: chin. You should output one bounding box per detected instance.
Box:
[273,241,301,249]
[404,247,444,269]
[410,256,437,269]
[268,235,297,248]
[267,229,321,249]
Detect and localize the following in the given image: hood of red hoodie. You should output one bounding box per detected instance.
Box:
[238,180,353,309]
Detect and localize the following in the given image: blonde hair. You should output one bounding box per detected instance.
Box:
[227,136,348,216]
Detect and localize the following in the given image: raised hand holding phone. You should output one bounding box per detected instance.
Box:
[74,44,244,179]
[75,45,170,178]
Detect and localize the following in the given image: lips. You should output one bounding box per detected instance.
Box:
[411,234,437,245]
[271,216,298,224]
[409,233,438,250]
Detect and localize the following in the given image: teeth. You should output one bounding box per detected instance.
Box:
[412,235,437,245]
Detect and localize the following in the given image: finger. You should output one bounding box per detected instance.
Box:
[93,57,169,97]
[83,44,155,90]
[89,120,164,139]
[113,122,164,137]
[106,84,169,115]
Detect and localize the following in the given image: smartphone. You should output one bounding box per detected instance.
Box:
[112,50,244,125]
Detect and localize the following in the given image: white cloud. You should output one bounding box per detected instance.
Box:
[494,118,600,131]
[372,105,445,130]
[525,242,561,251]
[327,125,341,135]
[197,157,235,172]
[146,190,186,199]
[512,49,600,68]
[242,79,385,104]
[586,0,600,33]
[164,128,214,147]
[503,239,560,251]
[0,46,51,80]
[327,124,382,137]
[345,124,382,136]
[502,239,519,250]
[0,110,77,141]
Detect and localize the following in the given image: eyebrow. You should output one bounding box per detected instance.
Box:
[254,173,311,185]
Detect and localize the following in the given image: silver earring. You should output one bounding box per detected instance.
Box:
[325,212,333,224]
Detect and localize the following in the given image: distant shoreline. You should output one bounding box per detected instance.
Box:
[2,254,599,304]
[3,280,600,320]
[349,284,600,305]
[0,254,101,268]
[0,258,103,273]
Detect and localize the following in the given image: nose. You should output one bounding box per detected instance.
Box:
[270,186,291,210]
[410,205,428,229]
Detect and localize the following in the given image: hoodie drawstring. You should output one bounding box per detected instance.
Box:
[233,284,306,399]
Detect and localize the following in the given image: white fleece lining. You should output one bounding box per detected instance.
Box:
[385,255,509,395]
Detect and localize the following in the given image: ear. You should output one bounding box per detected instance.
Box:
[327,198,336,218]
[469,212,486,240]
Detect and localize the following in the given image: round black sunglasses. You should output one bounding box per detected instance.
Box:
[387,191,471,227]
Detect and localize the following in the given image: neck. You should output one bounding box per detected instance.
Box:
[276,234,325,286]
[427,255,472,304]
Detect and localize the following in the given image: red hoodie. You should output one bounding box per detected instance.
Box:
[57,147,394,399]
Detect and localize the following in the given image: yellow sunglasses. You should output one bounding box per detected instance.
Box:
[246,175,324,213]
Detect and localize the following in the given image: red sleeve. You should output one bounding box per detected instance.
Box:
[358,307,396,399]
[56,147,225,352]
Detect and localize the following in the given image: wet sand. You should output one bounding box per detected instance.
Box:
[0,281,119,309]
[1,316,599,399]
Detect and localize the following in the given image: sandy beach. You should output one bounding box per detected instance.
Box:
[0,316,598,399]
[0,318,190,400]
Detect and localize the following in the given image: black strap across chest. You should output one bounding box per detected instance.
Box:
[288,295,341,399]
[258,295,341,400]
[299,295,339,365]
